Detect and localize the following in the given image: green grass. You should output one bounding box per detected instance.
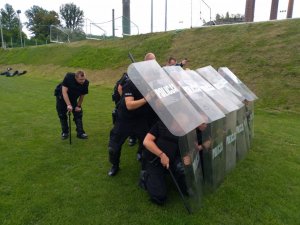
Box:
[0,76,299,225]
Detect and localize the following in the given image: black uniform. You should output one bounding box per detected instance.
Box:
[144,120,187,205]
[55,73,89,136]
[108,79,157,174]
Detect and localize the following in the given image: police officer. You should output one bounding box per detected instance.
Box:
[107,53,157,176]
[142,120,187,205]
[111,72,137,147]
[55,71,89,139]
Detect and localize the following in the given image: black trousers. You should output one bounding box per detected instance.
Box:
[56,96,84,134]
[145,156,187,203]
[108,119,149,168]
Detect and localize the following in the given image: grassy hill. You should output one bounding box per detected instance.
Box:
[0,19,299,225]
[1,19,300,112]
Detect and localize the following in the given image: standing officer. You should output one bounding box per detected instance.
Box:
[107,53,157,176]
[54,71,89,139]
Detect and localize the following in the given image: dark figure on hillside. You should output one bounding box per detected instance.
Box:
[54,71,89,140]
[166,57,188,67]
[0,67,27,77]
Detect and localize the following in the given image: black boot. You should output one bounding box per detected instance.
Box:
[74,118,88,139]
[59,118,69,140]
[108,147,120,176]
[108,165,119,176]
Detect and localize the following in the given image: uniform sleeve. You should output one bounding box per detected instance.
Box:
[62,73,72,88]
[122,80,134,97]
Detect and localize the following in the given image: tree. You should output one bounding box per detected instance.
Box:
[25,5,60,41]
[214,12,245,25]
[59,3,84,30]
[0,4,25,46]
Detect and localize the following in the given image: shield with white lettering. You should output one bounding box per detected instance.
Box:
[127,60,204,136]
[218,67,258,101]
[200,118,226,193]
[127,60,204,211]
[196,67,241,173]
[163,68,227,191]
[186,70,239,114]
[163,66,225,123]
[218,67,257,144]
[178,130,203,211]
[236,106,249,161]
[196,66,244,108]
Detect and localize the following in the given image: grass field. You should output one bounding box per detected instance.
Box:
[0,18,300,225]
[0,75,299,225]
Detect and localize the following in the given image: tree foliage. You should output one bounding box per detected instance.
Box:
[59,3,84,30]
[215,12,245,25]
[0,4,19,30]
[0,4,27,47]
[25,5,60,41]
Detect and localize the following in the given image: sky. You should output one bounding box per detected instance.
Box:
[2,0,300,37]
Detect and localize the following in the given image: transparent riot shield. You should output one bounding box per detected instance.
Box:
[218,67,257,144]
[218,67,258,101]
[127,60,203,210]
[171,69,228,191]
[163,66,226,193]
[201,118,226,193]
[186,70,239,114]
[246,101,255,144]
[163,66,225,123]
[236,106,248,161]
[223,110,237,173]
[196,66,244,108]
[193,68,239,174]
[178,130,203,211]
[127,60,204,136]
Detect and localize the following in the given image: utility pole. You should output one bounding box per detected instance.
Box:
[165,0,167,31]
[0,15,5,49]
[151,0,153,33]
[17,10,23,47]
[201,0,211,23]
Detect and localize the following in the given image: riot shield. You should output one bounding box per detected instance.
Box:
[127,60,204,210]
[163,66,225,123]
[218,67,258,101]
[194,68,240,174]
[163,66,226,192]
[236,106,249,161]
[185,70,239,114]
[201,118,226,193]
[223,110,237,173]
[218,67,257,144]
[246,101,255,144]
[178,130,203,211]
[127,60,204,136]
[196,66,244,108]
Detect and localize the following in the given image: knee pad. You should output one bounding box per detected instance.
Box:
[108,147,120,165]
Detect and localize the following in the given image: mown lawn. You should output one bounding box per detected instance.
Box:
[0,75,299,225]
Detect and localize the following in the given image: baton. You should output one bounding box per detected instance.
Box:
[68,111,72,145]
[128,52,136,63]
[168,168,192,214]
